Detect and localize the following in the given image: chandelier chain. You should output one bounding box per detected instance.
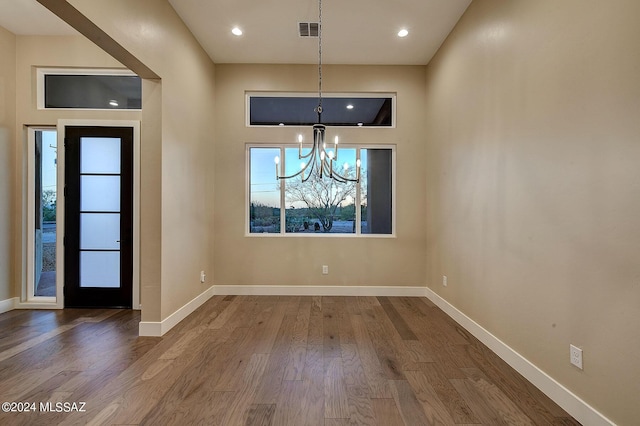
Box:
[317,0,322,118]
[274,0,360,184]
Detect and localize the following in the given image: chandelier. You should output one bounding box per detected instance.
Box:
[275,0,361,184]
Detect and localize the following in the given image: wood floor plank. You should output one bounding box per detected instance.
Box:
[252,300,288,354]
[367,303,426,372]
[333,297,356,345]
[246,403,276,426]
[345,385,376,426]
[403,339,435,363]
[350,314,392,398]
[308,296,324,345]
[0,297,579,426]
[340,343,369,390]
[343,296,361,315]
[208,295,243,329]
[0,322,81,363]
[371,398,405,426]
[404,369,461,424]
[377,296,419,340]
[417,361,479,424]
[465,342,572,422]
[282,297,311,381]
[302,344,325,425]
[324,419,351,426]
[362,307,406,380]
[323,298,342,358]
[75,327,230,425]
[221,353,270,425]
[389,379,431,426]
[272,380,306,425]
[324,357,350,419]
[462,367,535,425]
[214,303,280,392]
[253,312,298,404]
[451,377,511,425]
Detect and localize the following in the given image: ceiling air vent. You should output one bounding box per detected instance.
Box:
[298,22,319,37]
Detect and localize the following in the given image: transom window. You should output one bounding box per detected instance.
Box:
[248,145,395,236]
[247,93,395,127]
[37,68,141,110]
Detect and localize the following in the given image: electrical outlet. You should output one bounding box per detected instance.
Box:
[442,275,448,287]
[570,344,583,370]
[200,271,206,283]
[322,265,329,275]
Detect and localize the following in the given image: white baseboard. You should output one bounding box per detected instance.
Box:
[0,297,17,314]
[424,287,615,426]
[138,285,215,337]
[15,297,59,310]
[213,285,427,297]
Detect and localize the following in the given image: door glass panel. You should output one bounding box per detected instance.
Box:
[80,251,120,288]
[80,213,120,249]
[81,137,121,173]
[81,175,120,211]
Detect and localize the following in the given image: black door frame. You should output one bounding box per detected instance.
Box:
[59,121,140,309]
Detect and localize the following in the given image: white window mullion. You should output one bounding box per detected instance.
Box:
[355,148,362,235]
[280,146,286,234]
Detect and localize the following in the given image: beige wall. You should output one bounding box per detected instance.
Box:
[0,26,16,303]
[13,35,140,302]
[63,0,216,321]
[214,64,427,287]
[424,0,640,423]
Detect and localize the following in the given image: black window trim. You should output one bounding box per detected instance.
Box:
[245,92,397,129]
[245,142,397,238]
[37,67,142,111]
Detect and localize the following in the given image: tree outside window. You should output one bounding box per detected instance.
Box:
[248,145,393,236]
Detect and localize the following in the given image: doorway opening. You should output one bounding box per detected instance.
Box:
[26,128,58,302]
[35,130,58,296]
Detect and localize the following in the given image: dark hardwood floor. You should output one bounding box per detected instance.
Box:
[0,296,580,425]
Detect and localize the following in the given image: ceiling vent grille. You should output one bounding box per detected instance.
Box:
[298,22,319,37]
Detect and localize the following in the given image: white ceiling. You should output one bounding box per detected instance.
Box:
[0,0,471,65]
[0,0,77,36]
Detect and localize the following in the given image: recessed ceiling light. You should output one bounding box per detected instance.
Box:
[398,29,409,38]
[346,104,354,110]
[231,27,243,36]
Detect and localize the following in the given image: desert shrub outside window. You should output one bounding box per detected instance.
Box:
[248,145,394,236]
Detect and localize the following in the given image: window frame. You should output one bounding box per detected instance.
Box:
[245,92,397,128]
[36,68,142,111]
[245,143,396,238]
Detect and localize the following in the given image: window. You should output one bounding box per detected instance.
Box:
[37,68,142,110]
[248,145,395,236]
[247,93,395,127]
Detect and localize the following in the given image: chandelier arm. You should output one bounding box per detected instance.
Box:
[330,165,361,183]
[279,146,317,180]
[298,149,314,160]
[277,167,307,180]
